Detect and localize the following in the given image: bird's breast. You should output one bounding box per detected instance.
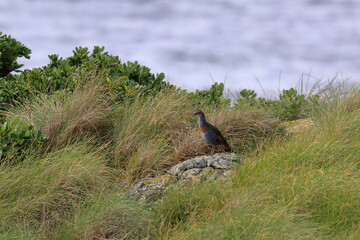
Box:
[201,129,218,145]
[199,126,208,133]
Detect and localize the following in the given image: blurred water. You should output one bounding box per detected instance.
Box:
[1,0,360,92]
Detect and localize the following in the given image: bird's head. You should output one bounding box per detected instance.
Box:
[193,110,204,117]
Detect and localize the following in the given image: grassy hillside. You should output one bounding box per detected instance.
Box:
[2,79,359,240]
[154,84,360,240]
[1,33,359,239]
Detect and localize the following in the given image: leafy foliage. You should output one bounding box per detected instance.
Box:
[235,89,266,107]
[271,88,312,120]
[189,82,230,107]
[0,32,31,78]
[0,45,167,107]
[0,118,47,163]
[235,88,313,120]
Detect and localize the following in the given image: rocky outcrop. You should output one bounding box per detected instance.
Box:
[128,174,176,202]
[168,153,239,180]
[129,153,241,202]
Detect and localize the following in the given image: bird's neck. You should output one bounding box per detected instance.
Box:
[198,114,207,127]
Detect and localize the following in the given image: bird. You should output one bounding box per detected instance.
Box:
[193,110,231,153]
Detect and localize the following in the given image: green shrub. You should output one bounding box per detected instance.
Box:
[26,46,167,98]
[189,82,230,107]
[0,41,168,108]
[235,87,314,121]
[234,88,267,108]
[0,118,47,163]
[0,32,31,78]
[0,32,31,110]
[271,88,309,120]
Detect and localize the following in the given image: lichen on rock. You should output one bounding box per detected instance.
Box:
[128,153,241,202]
[129,174,176,202]
[168,153,240,176]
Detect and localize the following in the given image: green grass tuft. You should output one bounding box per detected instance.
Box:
[59,192,153,240]
[0,143,110,238]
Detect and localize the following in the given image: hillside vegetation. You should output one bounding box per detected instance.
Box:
[0,32,359,239]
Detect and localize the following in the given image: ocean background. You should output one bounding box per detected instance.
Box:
[1,0,360,93]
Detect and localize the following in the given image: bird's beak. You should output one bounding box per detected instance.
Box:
[193,112,198,116]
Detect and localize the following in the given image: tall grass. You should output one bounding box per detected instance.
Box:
[111,91,195,182]
[59,192,153,240]
[6,72,111,149]
[0,143,154,240]
[153,83,360,239]
[111,90,281,183]
[0,143,110,238]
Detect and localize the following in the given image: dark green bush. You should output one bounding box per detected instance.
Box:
[106,58,167,100]
[270,88,310,120]
[189,82,230,107]
[0,32,31,78]
[0,32,31,110]
[235,89,266,107]
[0,44,168,108]
[0,118,48,163]
[234,88,314,121]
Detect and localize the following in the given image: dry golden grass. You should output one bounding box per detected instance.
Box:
[7,73,111,149]
[170,110,282,161]
[111,91,282,183]
[111,91,195,181]
[61,192,153,240]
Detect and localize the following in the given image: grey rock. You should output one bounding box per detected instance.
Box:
[207,157,238,169]
[180,167,228,181]
[180,168,203,179]
[129,153,241,202]
[128,174,177,202]
[168,158,207,176]
[222,170,233,177]
[169,153,240,176]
